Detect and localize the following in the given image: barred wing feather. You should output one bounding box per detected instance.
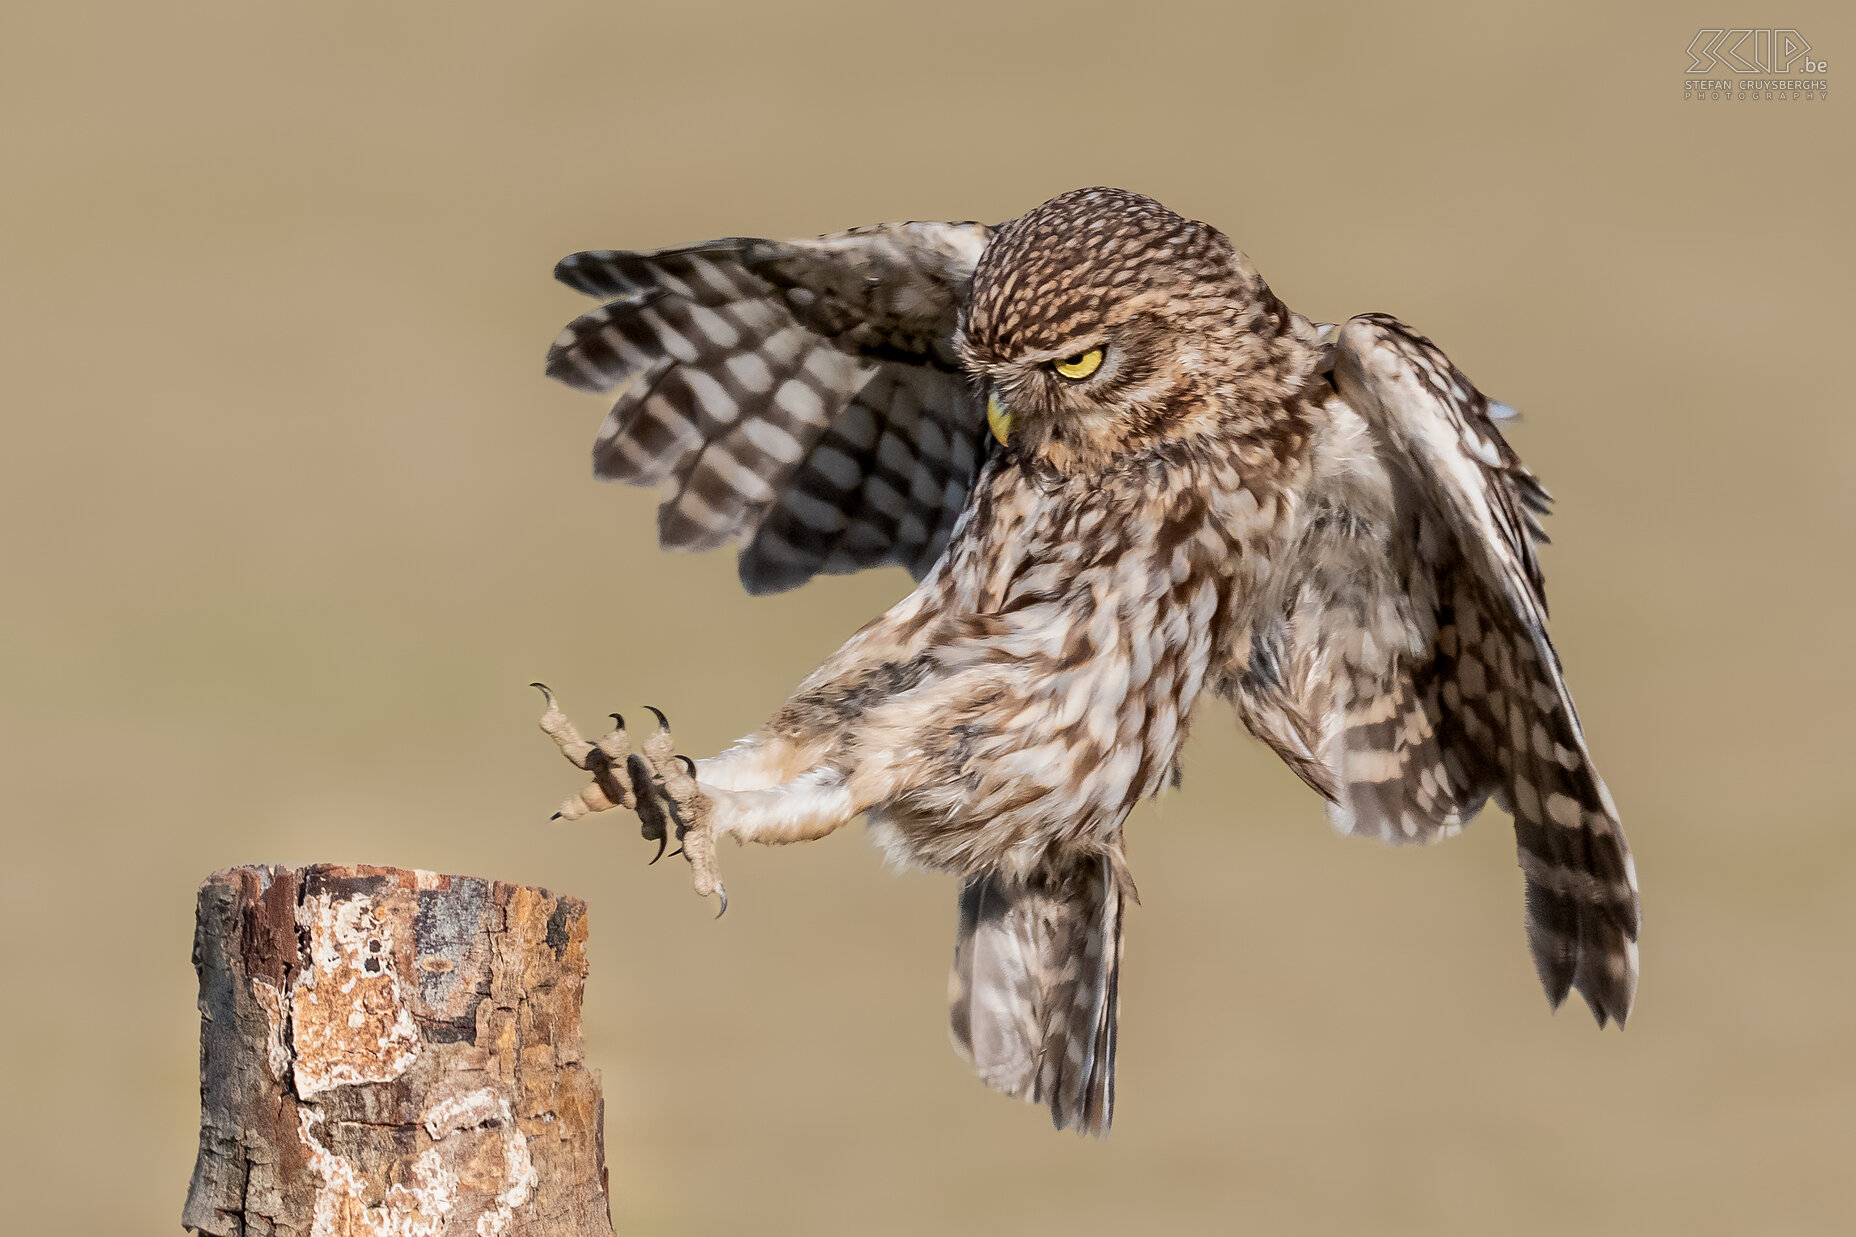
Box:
[545,222,994,594]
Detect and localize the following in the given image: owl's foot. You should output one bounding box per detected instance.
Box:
[533,684,726,916]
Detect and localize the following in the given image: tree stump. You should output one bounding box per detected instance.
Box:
[183,864,616,1237]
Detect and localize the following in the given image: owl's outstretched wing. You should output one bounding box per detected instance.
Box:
[1228,314,1639,1026]
[546,222,995,594]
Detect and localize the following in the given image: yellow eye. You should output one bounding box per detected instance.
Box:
[1052,347,1104,380]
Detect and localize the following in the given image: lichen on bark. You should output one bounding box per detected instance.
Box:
[183,864,615,1237]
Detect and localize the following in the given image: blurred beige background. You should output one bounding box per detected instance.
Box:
[3,2,1852,1233]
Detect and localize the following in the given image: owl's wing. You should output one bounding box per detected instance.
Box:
[546,221,995,594]
[1229,313,1638,1026]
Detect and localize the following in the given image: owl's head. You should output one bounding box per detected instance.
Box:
[958,187,1317,473]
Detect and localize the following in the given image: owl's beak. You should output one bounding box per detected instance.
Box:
[986,392,1012,446]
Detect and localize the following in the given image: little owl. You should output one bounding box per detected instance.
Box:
[532,187,1639,1136]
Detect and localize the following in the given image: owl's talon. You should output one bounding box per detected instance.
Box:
[627,752,670,839]
[535,687,721,908]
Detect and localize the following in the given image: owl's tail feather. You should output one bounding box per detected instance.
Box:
[948,851,1127,1137]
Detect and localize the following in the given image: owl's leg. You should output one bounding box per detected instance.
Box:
[701,768,861,847]
[534,685,726,914]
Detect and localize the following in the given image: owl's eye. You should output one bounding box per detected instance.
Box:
[1052,347,1104,381]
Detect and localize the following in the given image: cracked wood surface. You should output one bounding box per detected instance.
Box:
[184,864,616,1237]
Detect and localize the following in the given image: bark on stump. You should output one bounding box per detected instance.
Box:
[183,864,616,1237]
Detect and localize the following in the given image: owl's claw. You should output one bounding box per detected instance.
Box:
[627,752,671,862]
[535,686,723,911]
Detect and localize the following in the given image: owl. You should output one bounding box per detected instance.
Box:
[533,187,1639,1136]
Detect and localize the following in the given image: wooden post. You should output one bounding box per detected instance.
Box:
[183,864,616,1237]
